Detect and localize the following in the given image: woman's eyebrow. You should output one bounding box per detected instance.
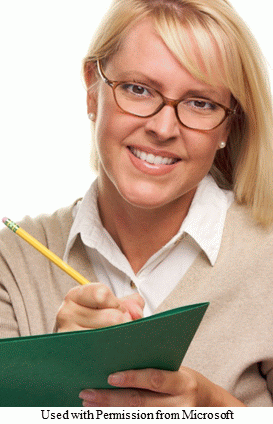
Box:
[114,70,165,89]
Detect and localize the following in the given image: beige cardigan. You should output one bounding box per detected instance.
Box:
[0,201,272,406]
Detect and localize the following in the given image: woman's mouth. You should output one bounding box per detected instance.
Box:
[128,146,180,165]
[127,145,181,176]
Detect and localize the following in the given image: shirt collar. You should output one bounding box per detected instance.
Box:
[63,175,233,266]
[180,175,233,265]
[63,180,100,262]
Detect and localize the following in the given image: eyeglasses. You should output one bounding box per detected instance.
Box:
[97,60,236,131]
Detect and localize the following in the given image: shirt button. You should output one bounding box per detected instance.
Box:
[130,281,137,289]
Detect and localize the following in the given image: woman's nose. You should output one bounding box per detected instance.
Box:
[144,105,181,141]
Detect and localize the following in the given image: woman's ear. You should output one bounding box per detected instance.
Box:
[84,61,98,116]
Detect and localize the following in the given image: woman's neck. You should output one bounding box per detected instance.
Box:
[97,177,196,274]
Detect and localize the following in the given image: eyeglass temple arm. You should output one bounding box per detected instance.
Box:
[96,60,113,87]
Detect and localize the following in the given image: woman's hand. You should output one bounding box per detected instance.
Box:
[79,366,246,407]
[55,283,144,332]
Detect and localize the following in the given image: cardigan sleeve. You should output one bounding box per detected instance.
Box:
[0,203,81,338]
[0,234,32,338]
[0,282,20,339]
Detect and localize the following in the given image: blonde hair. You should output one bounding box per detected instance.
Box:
[83,0,273,227]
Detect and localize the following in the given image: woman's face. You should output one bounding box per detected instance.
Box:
[88,20,231,211]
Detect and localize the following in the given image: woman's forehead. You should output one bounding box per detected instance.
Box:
[107,19,230,95]
[109,18,229,88]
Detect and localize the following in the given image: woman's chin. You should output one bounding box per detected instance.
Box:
[118,186,173,210]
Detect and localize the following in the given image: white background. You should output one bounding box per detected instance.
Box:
[0,0,272,222]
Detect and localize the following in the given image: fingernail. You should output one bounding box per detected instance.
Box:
[108,372,125,386]
[79,389,96,401]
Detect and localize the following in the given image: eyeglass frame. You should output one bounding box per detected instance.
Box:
[96,60,237,131]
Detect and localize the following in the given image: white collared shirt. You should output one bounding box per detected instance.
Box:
[63,175,234,317]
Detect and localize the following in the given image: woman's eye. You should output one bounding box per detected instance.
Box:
[121,83,151,97]
[185,99,217,111]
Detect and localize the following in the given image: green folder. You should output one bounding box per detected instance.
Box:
[0,302,208,406]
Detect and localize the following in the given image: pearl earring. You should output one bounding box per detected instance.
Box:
[219,141,226,149]
[88,113,95,121]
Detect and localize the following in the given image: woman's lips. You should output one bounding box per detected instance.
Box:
[127,145,181,175]
[129,146,180,165]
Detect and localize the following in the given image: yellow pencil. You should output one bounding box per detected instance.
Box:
[2,217,90,285]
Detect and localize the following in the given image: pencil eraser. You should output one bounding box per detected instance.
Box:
[2,217,8,224]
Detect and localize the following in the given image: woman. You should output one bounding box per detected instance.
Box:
[1,0,273,407]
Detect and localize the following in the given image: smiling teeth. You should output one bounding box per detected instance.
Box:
[130,147,178,165]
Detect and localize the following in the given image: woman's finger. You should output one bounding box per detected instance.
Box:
[65,283,122,309]
[120,293,145,320]
[108,368,187,395]
[56,283,132,332]
[79,388,173,407]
